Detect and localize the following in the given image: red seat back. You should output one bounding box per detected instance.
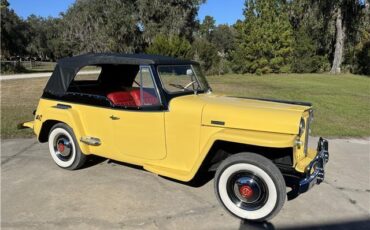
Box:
[130,89,159,106]
[107,91,136,107]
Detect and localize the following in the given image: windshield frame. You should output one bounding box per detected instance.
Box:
[156,64,210,96]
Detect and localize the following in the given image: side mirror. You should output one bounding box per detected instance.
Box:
[186,69,193,76]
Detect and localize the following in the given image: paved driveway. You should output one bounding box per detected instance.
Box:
[1,137,369,230]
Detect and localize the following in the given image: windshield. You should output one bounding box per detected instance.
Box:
[157,65,210,94]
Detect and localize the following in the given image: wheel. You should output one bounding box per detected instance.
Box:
[214,152,286,221]
[48,123,86,170]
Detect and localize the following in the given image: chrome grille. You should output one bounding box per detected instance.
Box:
[304,111,313,155]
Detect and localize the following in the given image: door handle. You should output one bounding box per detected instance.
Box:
[110,115,120,120]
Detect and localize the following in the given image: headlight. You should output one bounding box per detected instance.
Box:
[298,118,305,137]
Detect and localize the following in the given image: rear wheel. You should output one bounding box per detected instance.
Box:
[214,152,286,221]
[48,123,86,170]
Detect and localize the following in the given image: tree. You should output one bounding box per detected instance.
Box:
[136,0,205,45]
[232,0,293,74]
[192,37,221,74]
[210,24,237,55]
[26,15,63,60]
[146,34,193,59]
[310,0,365,74]
[199,15,216,40]
[61,0,142,54]
[289,1,330,72]
[0,0,30,59]
[194,17,236,75]
[353,0,370,75]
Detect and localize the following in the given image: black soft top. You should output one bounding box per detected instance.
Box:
[44,53,198,96]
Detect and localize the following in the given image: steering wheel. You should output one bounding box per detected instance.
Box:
[184,81,196,89]
[169,83,186,90]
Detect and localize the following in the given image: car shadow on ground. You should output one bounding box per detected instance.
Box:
[81,156,312,199]
[79,155,108,169]
[239,219,370,230]
[160,171,216,187]
[89,158,302,192]
[106,159,144,170]
[103,157,216,187]
[239,221,275,230]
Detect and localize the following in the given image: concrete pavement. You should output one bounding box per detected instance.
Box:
[1,137,370,230]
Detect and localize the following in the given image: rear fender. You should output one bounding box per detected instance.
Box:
[38,106,90,154]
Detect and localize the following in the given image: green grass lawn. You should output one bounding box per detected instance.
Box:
[208,73,370,137]
[1,73,369,139]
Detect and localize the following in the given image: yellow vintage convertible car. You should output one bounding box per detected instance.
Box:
[21,53,329,221]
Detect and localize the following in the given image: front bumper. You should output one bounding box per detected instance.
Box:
[17,121,34,129]
[298,137,329,193]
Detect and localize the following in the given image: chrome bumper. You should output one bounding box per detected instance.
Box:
[298,137,329,193]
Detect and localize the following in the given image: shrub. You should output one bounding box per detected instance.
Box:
[0,61,27,74]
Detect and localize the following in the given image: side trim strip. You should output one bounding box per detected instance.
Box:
[52,104,72,109]
[234,96,312,107]
[211,120,225,126]
[80,136,101,146]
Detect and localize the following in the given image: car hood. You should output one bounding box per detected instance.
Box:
[180,93,311,135]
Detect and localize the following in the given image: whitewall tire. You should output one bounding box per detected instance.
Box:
[214,153,286,221]
[48,123,86,170]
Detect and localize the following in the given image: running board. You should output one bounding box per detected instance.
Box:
[80,136,101,146]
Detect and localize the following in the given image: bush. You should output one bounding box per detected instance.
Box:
[291,26,330,73]
[354,41,370,76]
[0,61,27,74]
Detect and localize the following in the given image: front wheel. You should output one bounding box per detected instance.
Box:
[214,152,286,221]
[48,123,86,170]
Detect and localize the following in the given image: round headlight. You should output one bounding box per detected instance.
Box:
[298,118,305,136]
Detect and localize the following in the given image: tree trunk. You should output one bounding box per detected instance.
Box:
[330,7,345,74]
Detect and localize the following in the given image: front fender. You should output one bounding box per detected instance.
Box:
[202,128,296,151]
[186,127,296,181]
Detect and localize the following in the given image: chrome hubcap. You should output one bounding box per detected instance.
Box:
[54,135,73,161]
[227,171,268,211]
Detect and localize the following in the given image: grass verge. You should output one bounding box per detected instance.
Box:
[1,73,369,139]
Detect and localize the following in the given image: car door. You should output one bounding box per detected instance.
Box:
[65,66,116,157]
[110,66,166,160]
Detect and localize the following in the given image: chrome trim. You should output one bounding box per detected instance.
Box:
[140,65,163,106]
[211,120,225,126]
[295,140,303,149]
[80,136,101,146]
[156,64,206,94]
[298,118,305,137]
[227,172,269,211]
[304,110,313,155]
[298,137,329,193]
[52,104,72,109]
[54,134,73,161]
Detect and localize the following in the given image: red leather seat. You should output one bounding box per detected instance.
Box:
[107,91,136,106]
[130,89,159,106]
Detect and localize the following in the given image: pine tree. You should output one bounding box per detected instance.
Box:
[232,0,293,74]
[289,1,331,73]
[146,34,193,59]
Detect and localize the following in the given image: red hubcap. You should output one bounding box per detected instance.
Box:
[58,143,65,152]
[239,185,253,198]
